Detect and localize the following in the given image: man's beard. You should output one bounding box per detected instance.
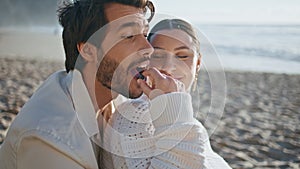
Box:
[96,56,142,99]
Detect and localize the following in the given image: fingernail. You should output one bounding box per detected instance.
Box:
[137,79,142,84]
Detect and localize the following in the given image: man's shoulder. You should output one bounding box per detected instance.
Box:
[1,117,93,169]
[4,104,86,158]
[18,70,73,121]
[6,70,79,143]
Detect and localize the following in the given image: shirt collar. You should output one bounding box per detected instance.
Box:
[65,69,99,137]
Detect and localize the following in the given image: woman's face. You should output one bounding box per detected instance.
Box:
[149,29,200,91]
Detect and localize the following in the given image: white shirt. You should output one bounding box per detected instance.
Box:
[104,93,232,169]
[0,70,100,169]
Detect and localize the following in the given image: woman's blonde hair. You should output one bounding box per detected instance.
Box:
[148,19,200,56]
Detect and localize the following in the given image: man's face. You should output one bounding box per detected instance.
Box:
[96,3,153,99]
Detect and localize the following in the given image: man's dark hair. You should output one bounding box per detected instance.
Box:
[57,0,155,72]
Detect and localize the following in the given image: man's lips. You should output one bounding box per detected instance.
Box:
[127,58,149,73]
[130,67,147,81]
[128,60,149,81]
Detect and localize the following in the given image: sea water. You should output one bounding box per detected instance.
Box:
[196,24,300,74]
[1,24,300,74]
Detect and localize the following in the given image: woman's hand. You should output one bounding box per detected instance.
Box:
[137,67,185,99]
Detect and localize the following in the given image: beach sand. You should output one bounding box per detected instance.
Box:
[0,56,299,168]
[196,69,300,169]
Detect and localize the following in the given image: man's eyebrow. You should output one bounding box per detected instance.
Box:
[117,22,149,32]
[153,46,165,50]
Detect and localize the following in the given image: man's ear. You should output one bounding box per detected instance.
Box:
[77,42,98,62]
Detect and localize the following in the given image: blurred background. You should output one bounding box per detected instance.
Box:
[152,0,300,74]
[0,0,57,27]
[1,0,300,72]
[0,0,299,168]
[0,0,64,60]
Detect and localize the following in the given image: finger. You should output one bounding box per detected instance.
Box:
[137,79,152,97]
[142,67,165,82]
[163,76,178,92]
[138,79,164,99]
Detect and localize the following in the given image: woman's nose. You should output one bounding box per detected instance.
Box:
[161,56,176,73]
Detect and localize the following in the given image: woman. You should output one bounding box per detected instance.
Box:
[103,19,231,169]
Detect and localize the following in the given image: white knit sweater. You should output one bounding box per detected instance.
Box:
[102,92,231,169]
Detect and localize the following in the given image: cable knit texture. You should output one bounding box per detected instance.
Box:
[103,93,231,169]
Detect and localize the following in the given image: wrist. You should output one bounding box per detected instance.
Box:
[150,92,194,128]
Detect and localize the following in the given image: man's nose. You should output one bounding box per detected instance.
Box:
[138,35,154,58]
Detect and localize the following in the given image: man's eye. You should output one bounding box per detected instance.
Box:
[126,35,134,39]
[122,35,134,39]
[151,55,164,59]
[144,34,148,38]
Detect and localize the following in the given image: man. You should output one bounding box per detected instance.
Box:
[0,0,157,168]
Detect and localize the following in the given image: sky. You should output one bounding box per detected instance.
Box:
[151,0,300,24]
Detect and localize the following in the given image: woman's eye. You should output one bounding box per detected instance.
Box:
[176,55,189,60]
